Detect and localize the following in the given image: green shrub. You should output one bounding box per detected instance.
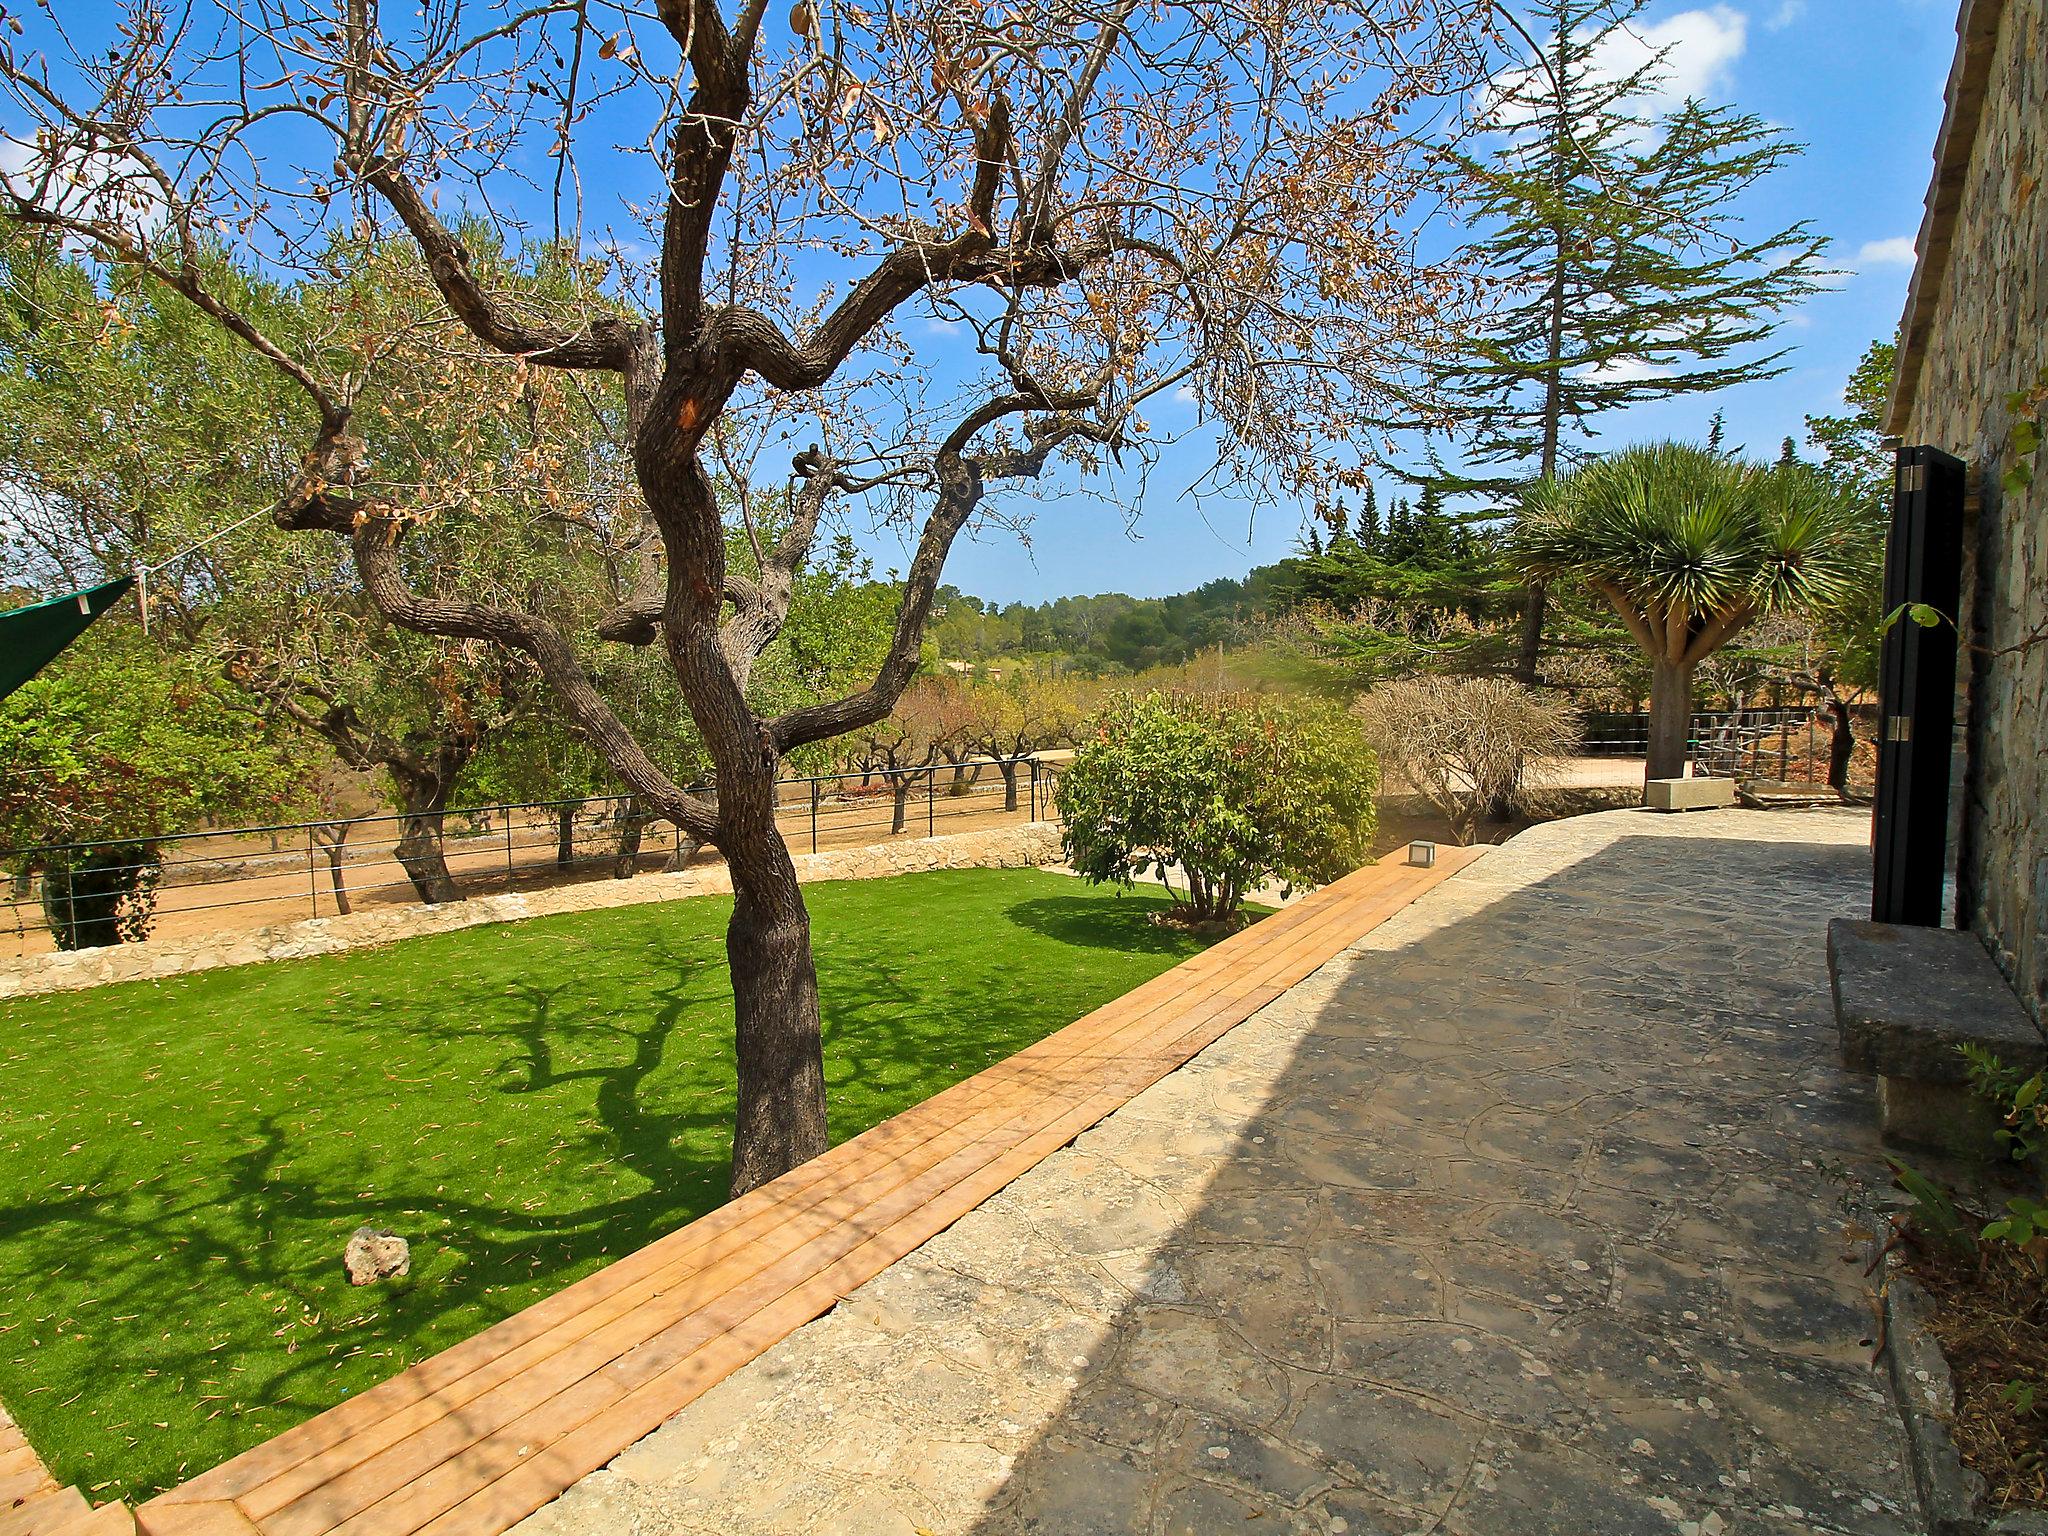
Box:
[1057,690,1377,924]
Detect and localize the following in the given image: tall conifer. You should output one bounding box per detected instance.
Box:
[1416,0,1829,680]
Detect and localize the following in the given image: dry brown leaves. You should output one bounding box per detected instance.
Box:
[1907,1232,2048,1510]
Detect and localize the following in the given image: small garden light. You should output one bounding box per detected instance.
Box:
[1407,840,1437,868]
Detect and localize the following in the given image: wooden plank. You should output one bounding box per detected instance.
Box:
[174,872,1369,1507]
[216,869,1401,1520]
[53,1506,137,1536]
[140,850,1485,1536]
[0,1470,58,1510]
[134,1504,261,1536]
[302,861,1476,1536]
[0,1489,86,1536]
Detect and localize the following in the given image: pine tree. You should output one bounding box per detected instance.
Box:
[1355,481,1379,552]
[1413,0,1829,682]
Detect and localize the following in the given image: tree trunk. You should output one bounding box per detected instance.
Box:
[612,795,645,878]
[1516,24,1574,689]
[1825,697,1856,795]
[392,789,461,905]
[890,773,913,834]
[556,803,579,867]
[317,824,354,915]
[998,757,1020,813]
[723,816,829,1198]
[1646,657,1695,782]
[666,831,701,872]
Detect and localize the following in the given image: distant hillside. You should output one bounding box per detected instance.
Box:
[932,486,1505,675]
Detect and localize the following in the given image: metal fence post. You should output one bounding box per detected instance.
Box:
[811,778,820,854]
[505,809,516,890]
[927,769,935,838]
[306,826,319,918]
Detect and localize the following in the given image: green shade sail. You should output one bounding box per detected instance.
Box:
[0,576,134,700]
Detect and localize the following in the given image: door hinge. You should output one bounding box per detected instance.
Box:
[1899,461,1927,495]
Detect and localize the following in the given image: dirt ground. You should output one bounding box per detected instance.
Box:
[2,748,1859,963]
[0,777,1046,960]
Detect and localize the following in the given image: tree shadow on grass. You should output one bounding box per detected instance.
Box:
[1000,891,1202,955]
[0,881,1210,1501]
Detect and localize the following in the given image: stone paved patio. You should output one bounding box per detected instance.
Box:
[513,807,1916,1536]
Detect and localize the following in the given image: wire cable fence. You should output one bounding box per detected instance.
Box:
[1,756,1063,960]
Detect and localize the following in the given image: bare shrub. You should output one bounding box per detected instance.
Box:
[1353,678,1581,844]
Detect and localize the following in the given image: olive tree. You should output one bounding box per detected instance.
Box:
[0,231,637,903]
[1517,443,1864,782]
[0,0,1487,1194]
[1060,691,1378,924]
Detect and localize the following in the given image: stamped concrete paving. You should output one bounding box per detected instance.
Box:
[515,807,1914,1536]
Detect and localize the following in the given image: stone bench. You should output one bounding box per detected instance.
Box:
[1827,919,2047,1154]
[1644,776,1737,811]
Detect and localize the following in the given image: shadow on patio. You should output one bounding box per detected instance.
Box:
[519,809,1917,1536]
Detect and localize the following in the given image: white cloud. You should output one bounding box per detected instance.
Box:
[1483,6,1750,133]
[1765,0,1806,30]
[0,131,169,237]
[1856,236,1918,268]
[1574,356,1677,384]
[1595,6,1749,111]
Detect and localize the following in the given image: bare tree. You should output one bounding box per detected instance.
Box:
[0,0,1489,1193]
[1354,676,1579,843]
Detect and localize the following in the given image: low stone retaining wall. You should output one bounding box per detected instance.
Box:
[0,822,1064,1001]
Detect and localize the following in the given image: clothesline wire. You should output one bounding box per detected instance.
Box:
[130,503,275,633]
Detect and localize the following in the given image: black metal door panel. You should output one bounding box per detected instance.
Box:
[1871,445,1965,926]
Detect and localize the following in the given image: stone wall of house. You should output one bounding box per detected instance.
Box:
[0,821,1066,1000]
[1900,0,2048,1018]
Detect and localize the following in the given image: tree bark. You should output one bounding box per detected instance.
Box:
[998,757,1020,813]
[556,803,579,867]
[612,795,645,878]
[1516,21,1574,689]
[722,812,829,1198]
[315,823,354,914]
[1825,696,1855,795]
[891,772,914,834]
[1646,657,1695,782]
[390,771,462,904]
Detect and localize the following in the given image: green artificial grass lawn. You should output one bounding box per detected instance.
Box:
[0,867,1215,1502]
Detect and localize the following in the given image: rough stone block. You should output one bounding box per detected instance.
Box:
[1877,1075,2007,1155]
[1643,777,1737,812]
[1828,919,2045,1082]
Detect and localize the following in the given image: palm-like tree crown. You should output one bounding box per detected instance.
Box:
[1516,440,1865,666]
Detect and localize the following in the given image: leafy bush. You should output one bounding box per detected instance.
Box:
[1964,1043,2048,1170]
[1,629,314,945]
[1057,690,1378,924]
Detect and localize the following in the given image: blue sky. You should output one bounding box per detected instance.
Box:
[925,0,1959,606]
[13,1,1964,608]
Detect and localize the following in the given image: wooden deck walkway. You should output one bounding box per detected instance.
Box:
[55,849,1485,1536]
